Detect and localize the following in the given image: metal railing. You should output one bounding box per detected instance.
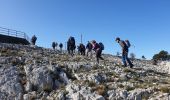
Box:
[0,27,30,43]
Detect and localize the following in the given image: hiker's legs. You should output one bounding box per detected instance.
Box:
[68,46,70,54]
[97,57,99,64]
[99,50,104,60]
[86,49,90,56]
[122,53,127,67]
[90,50,92,58]
[70,46,74,55]
[89,50,93,58]
[125,53,133,67]
[81,51,83,55]
[86,49,88,56]
[96,50,100,64]
[96,52,99,63]
[71,49,74,56]
[83,50,85,56]
[32,41,35,45]
[60,48,62,53]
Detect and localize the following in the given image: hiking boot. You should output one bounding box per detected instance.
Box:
[130,64,134,68]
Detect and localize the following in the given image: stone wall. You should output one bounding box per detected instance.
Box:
[0,34,30,45]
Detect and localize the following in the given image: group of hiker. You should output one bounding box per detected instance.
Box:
[66,36,104,64]
[52,42,63,51]
[31,35,134,68]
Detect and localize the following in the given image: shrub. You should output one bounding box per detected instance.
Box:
[96,85,106,96]
[125,86,135,91]
[88,81,96,87]
[118,84,124,88]
[160,87,170,93]
[60,84,66,90]
[123,68,133,73]
[153,50,170,61]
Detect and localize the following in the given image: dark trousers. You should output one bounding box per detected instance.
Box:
[96,49,104,63]
[122,51,133,67]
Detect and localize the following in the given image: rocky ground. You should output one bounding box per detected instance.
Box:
[0,43,170,100]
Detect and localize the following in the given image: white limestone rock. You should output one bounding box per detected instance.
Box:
[0,66,23,100]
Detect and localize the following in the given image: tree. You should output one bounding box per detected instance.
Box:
[130,53,136,61]
[153,54,160,60]
[153,50,169,61]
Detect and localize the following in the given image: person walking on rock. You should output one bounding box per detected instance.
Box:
[115,37,134,68]
[59,43,63,53]
[52,42,56,50]
[78,43,86,56]
[67,36,76,55]
[91,40,104,64]
[86,41,93,58]
[31,35,37,45]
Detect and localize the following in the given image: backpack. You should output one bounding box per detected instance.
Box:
[121,41,128,49]
[99,42,104,50]
[125,40,131,48]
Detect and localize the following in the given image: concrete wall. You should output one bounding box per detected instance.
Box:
[0,34,30,45]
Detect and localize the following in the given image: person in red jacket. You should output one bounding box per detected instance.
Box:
[91,40,104,64]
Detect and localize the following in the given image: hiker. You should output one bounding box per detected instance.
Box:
[86,41,93,57]
[115,37,134,68]
[31,35,37,45]
[91,40,104,64]
[59,43,63,53]
[67,36,76,55]
[79,43,86,56]
[52,42,56,50]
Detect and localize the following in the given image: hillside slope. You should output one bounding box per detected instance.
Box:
[0,43,170,100]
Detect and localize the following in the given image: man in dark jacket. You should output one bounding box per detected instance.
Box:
[116,37,133,68]
[79,43,86,56]
[31,35,37,45]
[52,42,56,50]
[67,36,76,55]
[59,43,63,53]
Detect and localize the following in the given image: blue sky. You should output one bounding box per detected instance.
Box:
[0,0,170,59]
